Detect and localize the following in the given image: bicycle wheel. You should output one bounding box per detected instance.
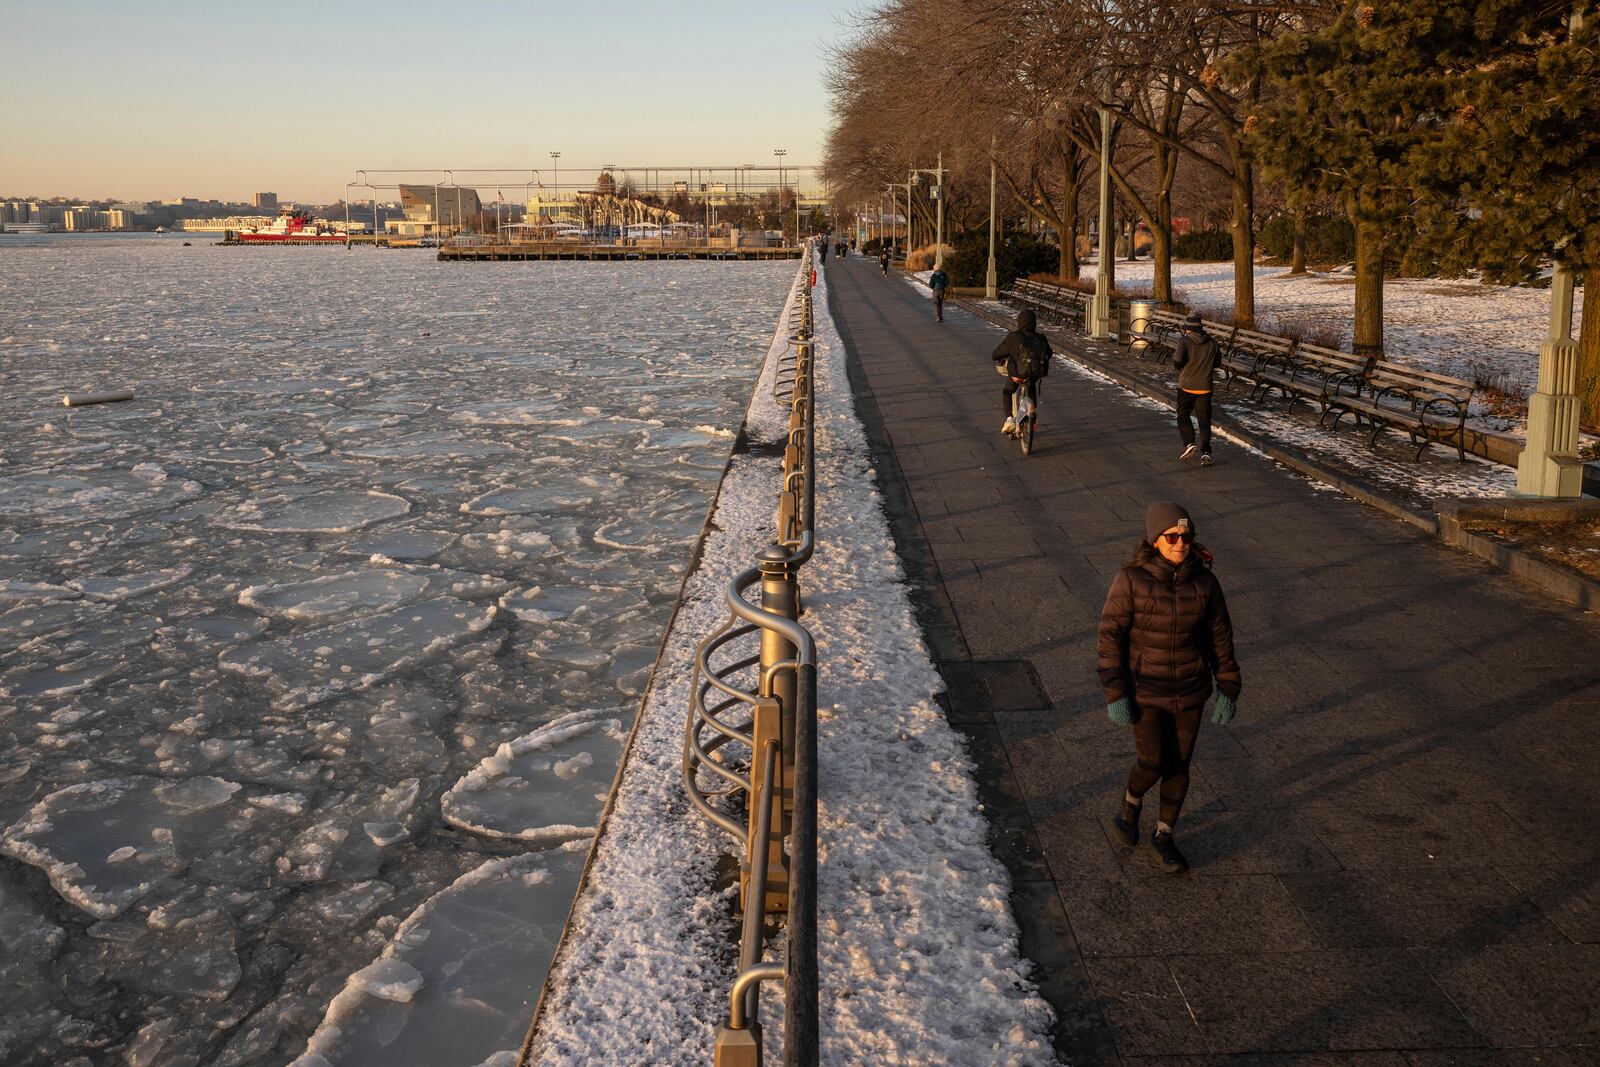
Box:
[1020,413,1035,455]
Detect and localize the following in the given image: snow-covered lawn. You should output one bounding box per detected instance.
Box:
[1082,259,1585,436]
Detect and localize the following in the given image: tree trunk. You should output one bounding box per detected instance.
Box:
[1291,206,1307,274]
[1152,223,1172,305]
[1579,273,1600,429]
[1229,169,1256,327]
[1063,169,1079,282]
[1353,214,1385,358]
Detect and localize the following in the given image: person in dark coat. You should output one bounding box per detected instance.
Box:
[990,307,1052,435]
[1096,501,1241,873]
[928,265,950,322]
[879,247,891,275]
[1171,312,1219,465]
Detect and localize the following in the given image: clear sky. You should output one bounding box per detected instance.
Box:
[1,0,865,203]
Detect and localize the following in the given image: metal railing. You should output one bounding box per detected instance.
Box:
[684,247,820,1066]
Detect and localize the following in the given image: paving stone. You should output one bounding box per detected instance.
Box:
[1084,956,1208,1057]
[1278,868,1563,948]
[1413,944,1600,1047]
[1168,950,1482,1053]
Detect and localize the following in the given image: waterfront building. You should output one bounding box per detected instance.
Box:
[389,184,484,237]
[253,192,279,211]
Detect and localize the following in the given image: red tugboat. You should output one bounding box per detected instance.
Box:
[227,208,349,244]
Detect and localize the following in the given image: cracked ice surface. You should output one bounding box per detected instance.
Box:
[0,234,793,1066]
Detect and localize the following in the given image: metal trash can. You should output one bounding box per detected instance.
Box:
[1127,298,1157,352]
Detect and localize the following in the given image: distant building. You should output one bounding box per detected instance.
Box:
[390,184,483,236]
[63,207,106,231]
[253,192,279,211]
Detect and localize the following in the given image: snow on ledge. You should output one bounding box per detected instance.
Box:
[526,261,1054,1064]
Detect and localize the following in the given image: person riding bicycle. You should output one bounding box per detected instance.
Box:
[929,264,950,322]
[879,246,891,275]
[991,307,1052,435]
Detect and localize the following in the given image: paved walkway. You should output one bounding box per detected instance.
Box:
[827,255,1600,1065]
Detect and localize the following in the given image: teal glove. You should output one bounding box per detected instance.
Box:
[1212,693,1237,725]
[1107,698,1135,726]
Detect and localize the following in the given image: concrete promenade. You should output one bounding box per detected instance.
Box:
[827,254,1600,1064]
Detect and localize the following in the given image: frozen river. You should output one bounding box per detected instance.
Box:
[0,234,795,1066]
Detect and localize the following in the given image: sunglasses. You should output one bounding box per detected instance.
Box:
[1159,531,1194,545]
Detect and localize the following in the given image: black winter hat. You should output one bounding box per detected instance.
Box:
[1145,501,1194,543]
[1184,311,1204,326]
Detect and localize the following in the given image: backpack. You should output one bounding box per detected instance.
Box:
[1012,336,1047,379]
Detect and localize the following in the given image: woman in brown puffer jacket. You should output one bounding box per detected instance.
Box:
[1096,501,1241,873]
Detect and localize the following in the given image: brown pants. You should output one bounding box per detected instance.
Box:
[1126,702,1202,827]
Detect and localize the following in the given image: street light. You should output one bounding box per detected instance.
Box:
[986,139,998,300]
[549,151,560,229]
[774,149,787,243]
[1089,107,1114,341]
[909,155,946,268]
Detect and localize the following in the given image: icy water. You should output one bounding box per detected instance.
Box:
[0,234,794,1067]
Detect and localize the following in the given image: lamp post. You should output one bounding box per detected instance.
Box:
[1090,107,1114,340]
[549,152,560,227]
[908,159,945,266]
[986,139,998,299]
[774,149,787,243]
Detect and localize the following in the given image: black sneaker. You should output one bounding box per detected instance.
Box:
[1151,830,1189,874]
[1111,801,1141,847]
[1180,443,1198,461]
[1200,453,1213,467]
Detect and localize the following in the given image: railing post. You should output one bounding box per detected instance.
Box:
[714,1023,762,1067]
[757,545,798,913]
[745,696,787,914]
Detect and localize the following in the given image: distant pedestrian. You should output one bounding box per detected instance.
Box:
[818,239,828,264]
[879,247,891,275]
[990,307,1051,435]
[928,265,950,321]
[1172,312,1219,466]
[1097,501,1241,874]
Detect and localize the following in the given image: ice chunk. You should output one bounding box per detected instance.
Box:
[0,469,203,525]
[0,580,80,603]
[343,528,455,561]
[0,776,244,918]
[154,776,241,813]
[238,569,431,622]
[67,566,192,602]
[349,957,423,1002]
[461,485,595,516]
[218,596,494,710]
[496,583,644,625]
[289,851,582,1067]
[217,491,410,534]
[441,712,621,841]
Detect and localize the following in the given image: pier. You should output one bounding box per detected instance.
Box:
[826,254,1600,1062]
[436,242,803,262]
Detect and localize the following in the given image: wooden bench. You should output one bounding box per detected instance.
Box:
[1144,308,1193,356]
[1321,358,1477,460]
[1004,279,1090,330]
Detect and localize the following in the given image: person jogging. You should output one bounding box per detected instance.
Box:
[928,264,950,322]
[1097,501,1241,874]
[1172,312,1219,465]
[990,308,1051,435]
[879,247,891,275]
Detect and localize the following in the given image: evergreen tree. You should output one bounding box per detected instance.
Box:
[1406,2,1600,422]
[1234,0,1476,356]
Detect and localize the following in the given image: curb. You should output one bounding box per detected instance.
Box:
[958,297,1600,613]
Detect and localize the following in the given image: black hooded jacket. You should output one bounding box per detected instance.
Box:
[990,308,1053,379]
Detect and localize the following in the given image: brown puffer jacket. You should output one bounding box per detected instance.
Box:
[1097,550,1241,714]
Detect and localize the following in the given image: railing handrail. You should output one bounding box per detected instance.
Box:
[684,249,819,1065]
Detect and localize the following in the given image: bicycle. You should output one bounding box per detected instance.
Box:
[997,365,1041,455]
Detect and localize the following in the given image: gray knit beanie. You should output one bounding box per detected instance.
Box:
[1145,501,1194,543]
